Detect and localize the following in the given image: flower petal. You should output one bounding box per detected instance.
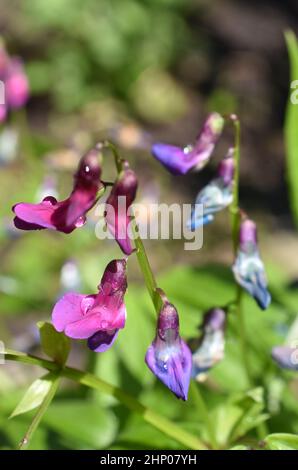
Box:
[152,143,191,175]
[145,340,192,400]
[52,292,87,333]
[87,329,119,353]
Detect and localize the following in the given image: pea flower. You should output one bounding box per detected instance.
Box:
[13,146,103,234]
[105,162,138,255]
[232,218,271,310]
[188,148,234,230]
[52,259,127,352]
[145,298,192,400]
[151,112,224,175]
[271,346,298,371]
[192,308,226,380]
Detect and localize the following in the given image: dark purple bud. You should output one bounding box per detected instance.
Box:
[105,163,138,255]
[145,301,192,400]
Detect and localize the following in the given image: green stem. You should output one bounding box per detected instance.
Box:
[103,140,124,173]
[229,116,253,387]
[132,221,162,312]
[190,381,218,449]
[19,375,60,450]
[4,350,207,450]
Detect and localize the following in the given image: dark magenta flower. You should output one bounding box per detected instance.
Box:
[192,308,226,380]
[151,112,224,175]
[105,162,138,255]
[145,300,192,400]
[13,146,103,234]
[232,218,271,310]
[188,148,234,230]
[271,346,298,371]
[52,259,127,352]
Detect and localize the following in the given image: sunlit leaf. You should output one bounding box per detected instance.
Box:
[9,374,53,418]
[38,321,70,366]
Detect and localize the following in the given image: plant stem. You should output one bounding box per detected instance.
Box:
[103,140,124,173]
[229,116,253,387]
[132,220,162,312]
[190,381,218,449]
[19,375,60,450]
[4,349,207,450]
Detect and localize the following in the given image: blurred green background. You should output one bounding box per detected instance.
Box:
[0,0,298,450]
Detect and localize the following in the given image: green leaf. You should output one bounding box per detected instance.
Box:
[285,30,298,227]
[9,374,53,418]
[264,433,298,450]
[37,321,70,366]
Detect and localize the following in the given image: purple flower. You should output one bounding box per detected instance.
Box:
[188,148,235,230]
[105,162,138,255]
[271,346,298,371]
[13,146,103,234]
[192,308,226,380]
[52,259,127,352]
[232,218,271,310]
[145,300,192,400]
[151,112,224,175]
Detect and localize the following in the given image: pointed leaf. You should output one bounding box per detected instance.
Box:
[37,321,70,365]
[264,433,298,450]
[10,374,53,418]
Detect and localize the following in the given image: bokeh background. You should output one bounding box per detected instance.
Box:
[0,0,298,450]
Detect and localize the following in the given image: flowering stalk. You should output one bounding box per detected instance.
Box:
[229,116,253,387]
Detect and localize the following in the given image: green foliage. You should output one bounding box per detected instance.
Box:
[38,322,70,366]
[264,433,298,450]
[9,374,54,418]
[285,30,298,227]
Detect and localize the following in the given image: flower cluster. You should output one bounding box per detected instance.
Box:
[0,40,29,122]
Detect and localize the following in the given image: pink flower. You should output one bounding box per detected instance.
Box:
[105,162,138,255]
[5,59,29,109]
[13,146,103,233]
[52,259,127,352]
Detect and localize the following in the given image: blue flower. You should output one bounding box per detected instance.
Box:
[188,149,234,230]
[232,218,271,309]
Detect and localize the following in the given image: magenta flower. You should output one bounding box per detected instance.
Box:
[151,112,224,175]
[13,146,103,234]
[145,300,192,400]
[105,162,138,255]
[52,259,127,352]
